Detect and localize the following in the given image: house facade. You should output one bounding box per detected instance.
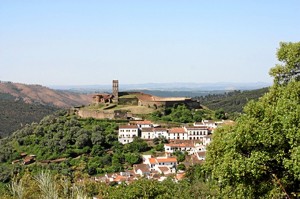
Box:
[118,125,139,144]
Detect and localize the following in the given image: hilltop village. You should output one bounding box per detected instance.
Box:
[73,80,233,184]
[87,118,233,184]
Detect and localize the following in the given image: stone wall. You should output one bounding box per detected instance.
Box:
[77,109,128,119]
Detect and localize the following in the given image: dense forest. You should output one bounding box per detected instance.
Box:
[196,87,269,113]
[0,93,58,137]
[0,41,299,198]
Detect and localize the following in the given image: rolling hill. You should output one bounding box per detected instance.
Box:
[0,81,93,137]
[0,81,93,108]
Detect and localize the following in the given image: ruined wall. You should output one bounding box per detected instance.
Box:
[138,100,165,108]
[77,109,128,119]
[77,109,115,119]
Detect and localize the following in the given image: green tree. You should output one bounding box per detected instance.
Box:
[205,42,300,198]
[214,108,227,120]
[125,153,141,166]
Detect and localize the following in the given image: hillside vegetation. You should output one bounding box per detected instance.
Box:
[196,87,269,113]
[0,93,58,137]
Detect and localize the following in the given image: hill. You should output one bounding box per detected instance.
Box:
[196,87,269,113]
[0,81,93,137]
[0,93,58,137]
[0,81,93,108]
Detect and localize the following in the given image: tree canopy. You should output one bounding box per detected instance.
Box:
[205,42,300,198]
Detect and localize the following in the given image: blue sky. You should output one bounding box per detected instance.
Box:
[0,1,299,85]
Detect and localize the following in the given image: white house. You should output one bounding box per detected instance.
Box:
[141,128,154,139]
[184,126,208,141]
[133,164,151,177]
[118,125,139,144]
[164,142,195,155]
[168,127,188,140]
[153,128,168,139]
[148,157,177,172]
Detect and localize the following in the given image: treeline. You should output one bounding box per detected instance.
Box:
[149,105,216,123]
[195,87,269,113]
[0,93,58,137]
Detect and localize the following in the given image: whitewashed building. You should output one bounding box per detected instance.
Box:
[164,142,195,155]
[184,126,208,141]
[153,128,168,139]
[168,127,188,140]
[118,125,139,144]
[141,128,154,139]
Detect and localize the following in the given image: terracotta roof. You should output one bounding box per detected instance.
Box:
[134,164,150,173]
[156,157,177,163]
[149,158,157,164]
[114,175,127,182]
[165,143,194,148]
[130,120,152,125]
[142,128,153,132]
[119,125,138,129]
[158,166,170,173]
[168,127,186,134]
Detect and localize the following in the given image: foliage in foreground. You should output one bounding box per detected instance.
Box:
[205,41,300,198]
[1,165,218,199]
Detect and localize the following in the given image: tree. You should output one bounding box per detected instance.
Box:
[214,108,227,120]
[125,153,141,166]
[205,42,300,198]
[269,42,300,84]
[177,163,186,171]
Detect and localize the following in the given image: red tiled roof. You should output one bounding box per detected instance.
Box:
[119,125,138,129]
[114,175,127,182]
[130,120,152,125]
[149,158,157,164]
[165,143,194,148]
[168,127,186,134]
[156,157,177,163]
[134,164,150,173]
[142,128,153,132]
[158,166,170,173]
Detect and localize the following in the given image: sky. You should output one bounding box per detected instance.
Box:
[0,1,299,86]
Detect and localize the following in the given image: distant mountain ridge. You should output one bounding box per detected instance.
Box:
[0,81,93,108]
[50,82,271,93]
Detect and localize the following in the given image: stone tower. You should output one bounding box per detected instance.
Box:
[112,80,119,102]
